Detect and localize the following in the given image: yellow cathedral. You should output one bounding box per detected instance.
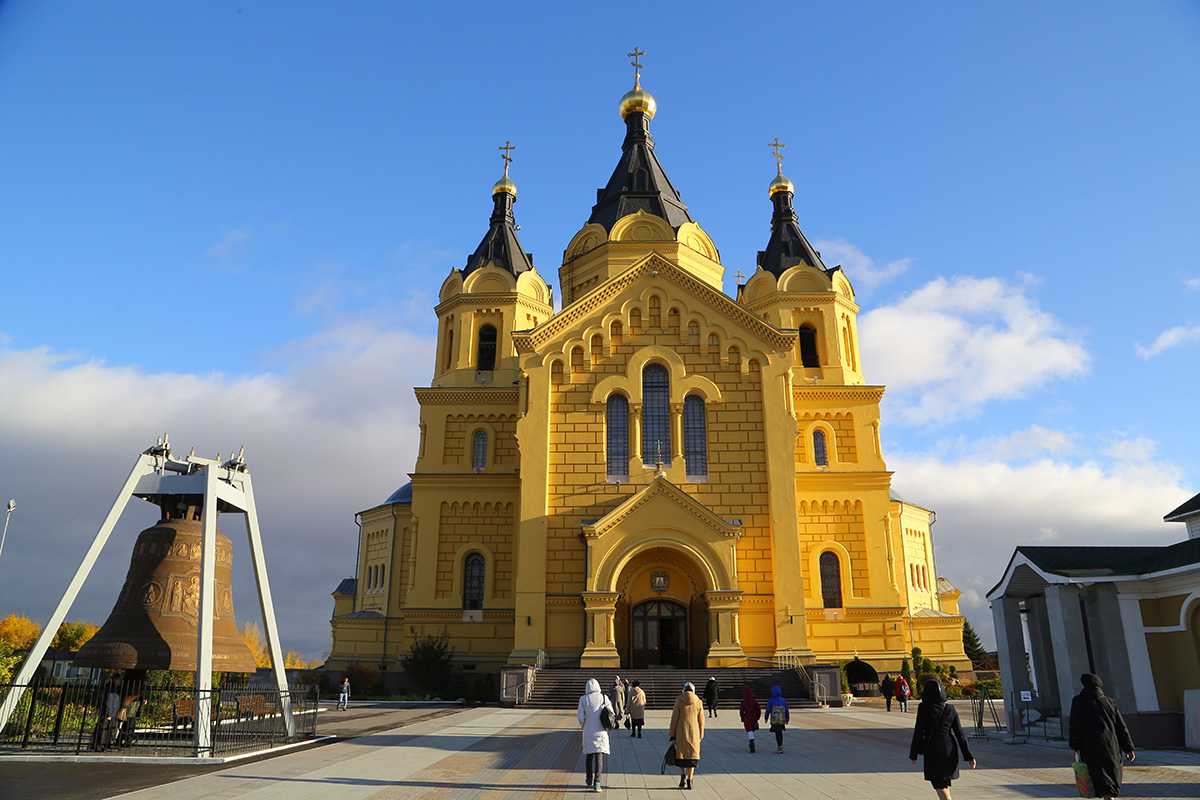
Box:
[327,60,970,679]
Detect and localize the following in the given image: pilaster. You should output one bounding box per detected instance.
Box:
[705,590,746,666]
[580,591,621,668]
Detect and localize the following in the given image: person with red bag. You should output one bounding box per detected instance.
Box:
[895,673,912,712]
[739,687,761,752]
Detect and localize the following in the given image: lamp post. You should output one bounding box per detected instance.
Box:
[0,499,14,561]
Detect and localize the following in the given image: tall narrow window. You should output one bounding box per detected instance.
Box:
[471,430,488,472]
[820,551,843,608]
[463,553,485,610]
[798,325,820,368]
[813,429,829,467]
[444,327,454,370]
[683,394,708,479]
[641,364,671,465]
[476,325,497,371]
[606,394,629,480]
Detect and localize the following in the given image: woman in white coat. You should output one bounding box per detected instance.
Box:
[578,678,614,792]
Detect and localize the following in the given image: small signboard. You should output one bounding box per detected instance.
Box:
[1020,690,1034,702]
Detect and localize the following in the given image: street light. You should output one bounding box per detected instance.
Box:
[0,499,14,561]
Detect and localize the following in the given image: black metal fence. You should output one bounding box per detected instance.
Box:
[0,679,319,757]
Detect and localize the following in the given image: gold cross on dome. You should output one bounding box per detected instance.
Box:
[498,140,516,177]
[627,47,646,85]
[769,137,786,175]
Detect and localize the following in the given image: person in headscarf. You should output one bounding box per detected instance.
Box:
[577,678,614,792]
[763,685,790,754]
[610,675,626,724]
[909,678,975,799]
[1068,673,1135,799]
[703,676,720,718]
[668,681,705,790]
[739,686,761,752]
[628,679,647,738]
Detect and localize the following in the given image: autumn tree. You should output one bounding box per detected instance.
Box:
[52,621,99,652]
[239,622,271,668]
[0,614,40,650]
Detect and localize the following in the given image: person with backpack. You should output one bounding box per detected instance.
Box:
[667,682,705,790]
[739,686,761,752]
[703,676,719,718]
[578,678,615,792]
[763,685,790,754]
[895,673,912,712]
[909,678,975,799]
[880,673,895,712]
[628,679,647,738]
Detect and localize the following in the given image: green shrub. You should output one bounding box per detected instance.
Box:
[401,635,454,697]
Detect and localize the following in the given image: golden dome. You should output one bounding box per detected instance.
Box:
[768,172,794,198]
[492,175,517,198]
[619,79,657,120]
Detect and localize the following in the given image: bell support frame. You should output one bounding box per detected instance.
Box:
[0,439,295,754]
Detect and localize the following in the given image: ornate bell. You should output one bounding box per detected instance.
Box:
[76,509,256,673]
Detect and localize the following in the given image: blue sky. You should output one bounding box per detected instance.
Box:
[1,1,1198,654]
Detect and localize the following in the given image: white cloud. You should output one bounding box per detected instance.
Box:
[0,324,433,659]
[963,425,1074,461]
[859,276,1089,424]
[813,239,912,291]
[894,440,1191,649]
[1103,435,1158,462]
[206,228,252,260]
[1135,324,1200,360]
[1184,277,1200,291]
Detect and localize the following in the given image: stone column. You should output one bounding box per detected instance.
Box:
[580,591,621,668]
[704,590,746,666]
[630,403,643,470]
[1024,595,1060,713]
[509,364,551,664]
[991,596,1032,736]
[670,402,684,463]
[1044,584,1095,730]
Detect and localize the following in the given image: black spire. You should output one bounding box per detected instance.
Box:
[587,60,694,232]
[464,142,533,276]
[756,186,826,277]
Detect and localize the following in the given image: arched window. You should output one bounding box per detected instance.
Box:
[444,327,454,370]
[820,551,843,608]
[798,325,820,368]
[641,364,671,465]
[476,325,497,371]
[813,429,829,467]
[463,552,485,610]
[378,565,386,591]
[683,394,708,479]
[471,430,488,472]
[606,394,629,480]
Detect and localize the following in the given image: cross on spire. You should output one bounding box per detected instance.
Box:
[735,269,746,284]
[498,140,516,178]
[769,137,786,176]
[627,47,646,87]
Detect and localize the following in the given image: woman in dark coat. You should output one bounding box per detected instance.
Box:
[703,676,719,718]
[1068,673,1135,799]
[909,679,975,799]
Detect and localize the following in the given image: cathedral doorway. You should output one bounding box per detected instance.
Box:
[631,599,689,668]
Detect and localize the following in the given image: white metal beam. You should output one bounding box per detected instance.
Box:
[0,453,156,732]
[241,473,295,737]
[193,464,219,756]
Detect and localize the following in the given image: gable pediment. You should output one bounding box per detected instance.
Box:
[583,475,742,542]
[512,253,795,356]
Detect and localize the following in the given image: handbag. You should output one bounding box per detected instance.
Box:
[661,742,677,773]
[624,716,632,729]
[1073,758,1092,797]
[600,702,619,730]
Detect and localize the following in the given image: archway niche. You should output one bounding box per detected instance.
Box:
[613,546,711,669]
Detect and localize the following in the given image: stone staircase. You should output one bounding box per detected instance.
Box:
[523,667,818,710]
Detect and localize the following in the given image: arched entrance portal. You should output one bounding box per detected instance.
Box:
[632,599,688,668]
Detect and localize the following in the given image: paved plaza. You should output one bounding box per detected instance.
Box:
[88,705,1200,800]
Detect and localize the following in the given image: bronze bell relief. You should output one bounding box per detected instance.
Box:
[76,505,256,673]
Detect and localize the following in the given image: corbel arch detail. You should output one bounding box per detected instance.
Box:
[589,345,724,406]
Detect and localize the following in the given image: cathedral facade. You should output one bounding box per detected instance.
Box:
[327,65,970,677]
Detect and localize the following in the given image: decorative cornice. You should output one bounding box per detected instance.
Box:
[435,292,552,317]
[805,606,907,621]
[582,475,741,541]
[513,254,795,355]
[793,385,885,403]
[415,387,519,406]
[403,608,515,621]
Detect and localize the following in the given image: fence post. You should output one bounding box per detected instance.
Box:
[20,686,38,749]
[52,685,68,745]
